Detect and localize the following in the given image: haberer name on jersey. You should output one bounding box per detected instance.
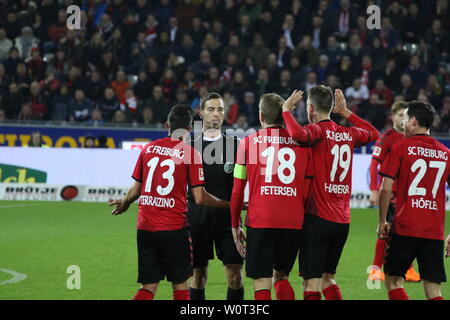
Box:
[252,136,298,145]
[139,195,175,208]
[260,186,297,197]
[324,183,350,194]
[326,130,353,142]
[407,147,448,160]
[145,145,184,159]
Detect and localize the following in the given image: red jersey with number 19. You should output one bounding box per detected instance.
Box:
[132,137,204,231]
[380,135,450,240]
[236,127,313,229]
[283,112,380,224]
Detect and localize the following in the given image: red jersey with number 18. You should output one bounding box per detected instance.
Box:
[236,127,313,229]
[380,135,450,240]
[132,137,204,231]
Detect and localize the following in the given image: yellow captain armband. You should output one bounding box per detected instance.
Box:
[233,164,247,180]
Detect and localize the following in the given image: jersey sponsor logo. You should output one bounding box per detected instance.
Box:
[324,183,350,195]
[372,146,382,157]
[407,147,448,160]
[139,195,175,208]
[325,130,353,142]
[224,162,234,174]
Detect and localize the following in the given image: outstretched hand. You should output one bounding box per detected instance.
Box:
[108,199,130,215]
[282,90,304,112]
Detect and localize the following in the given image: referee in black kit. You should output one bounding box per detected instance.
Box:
[188,93,245,300]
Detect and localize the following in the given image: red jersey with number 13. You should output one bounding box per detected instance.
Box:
[132,137,204,231]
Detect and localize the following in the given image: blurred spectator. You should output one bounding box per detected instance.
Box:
[240,91,258,127]
[139,106,155,125]
[345,78,369,111]
[15,26,39,60]
[87,108,104,126]
[85,69,107,102]
[111,109,127,124]
[2,82,24,119]
[51,84,71,122]
[70,89,92,122]
[97,87,119,121]
[370,79,393,109]
[110,70,130,104]
[25,131,48,147]
[84,135,96,148]
[0,28,13,61]
[144,85,169,124]
[0,108,5,122]
[399,73,418,101]
[30,81,48,119]
[96,135,108,148]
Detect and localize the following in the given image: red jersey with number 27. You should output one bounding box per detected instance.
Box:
[132,137,204,231]
[380,135,450,240]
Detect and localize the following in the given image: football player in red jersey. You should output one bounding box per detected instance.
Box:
[230,93,313,300]
[378,101,450,300]
[368,101,420,282]
[282,86,380,300]
[109,105,229,300]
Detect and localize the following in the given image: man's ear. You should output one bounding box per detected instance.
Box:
[199,109,203,119]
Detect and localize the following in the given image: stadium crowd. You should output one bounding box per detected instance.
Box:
[0,0,449,133]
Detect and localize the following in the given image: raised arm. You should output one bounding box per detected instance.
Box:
[281,90,312,143]
[334,89,380,143]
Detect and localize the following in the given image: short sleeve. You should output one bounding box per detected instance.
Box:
[379,144,401,180]
[132,149,144,182]
[188,148,205,188]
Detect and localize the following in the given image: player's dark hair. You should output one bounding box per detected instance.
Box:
[259,93,285,125]
[308,85,333,114]
[200,92,223,110]
[167,104,193,133]
[406,101,435,129]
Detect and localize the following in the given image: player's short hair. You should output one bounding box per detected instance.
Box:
[308,85,333,114]
[406,101,435,129]
[167,104,193,133]
[200,92,223,110]
[259,93,285,125]
[391,101,407,114]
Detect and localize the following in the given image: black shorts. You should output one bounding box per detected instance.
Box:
[386,202,395,223]
[299,215,349,279]
[137,228,193,284]
[246,227,301,279]
[188,205,243,268]
[384,234,447,283]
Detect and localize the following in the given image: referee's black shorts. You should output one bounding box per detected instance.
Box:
[137,228,193,284]
[188,205,243,268]
[246,226,301,279]
[299,214,349,279]
[384,233,446,283]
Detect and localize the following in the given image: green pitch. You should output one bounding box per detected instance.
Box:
[1,200,449,300]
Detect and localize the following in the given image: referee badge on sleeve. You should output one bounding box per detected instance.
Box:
[224,162,234,174]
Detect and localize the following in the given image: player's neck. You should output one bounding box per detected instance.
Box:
[408,128,430,136]
[314,113,330,123]
[202,128,222,139]
[263,124,283,129]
